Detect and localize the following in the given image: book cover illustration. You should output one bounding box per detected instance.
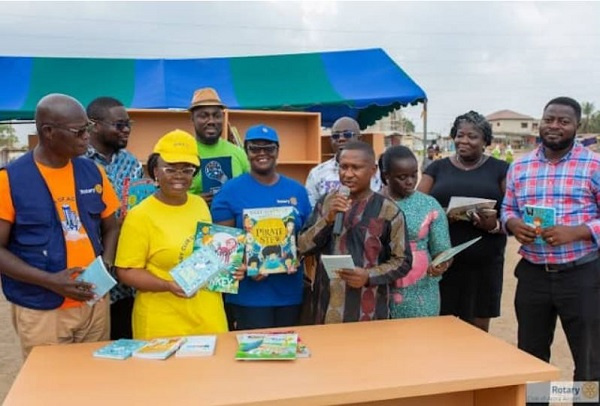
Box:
[523,205,556,244]
[431,237,483,267]
[175,335,217,358]
[119,178,156,220]
[235,333,298,361]
[201,156,232,195]
[133,337,185,360]
[243,206,298,277]
[76,256,117,306]
[93,339,147,360]
[169,245,222,297]
[194,222,245,294]
[446,196,497,221]
[263,331,311,358]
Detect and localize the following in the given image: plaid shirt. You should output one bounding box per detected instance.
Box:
[501,142,600,264]
[86,146,143,303]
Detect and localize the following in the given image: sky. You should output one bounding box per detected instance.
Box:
[1,1,599,144]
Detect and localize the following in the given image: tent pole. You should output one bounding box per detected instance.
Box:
[422,100,428,162]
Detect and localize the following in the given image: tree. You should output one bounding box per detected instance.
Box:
[0,124,18,148]
[581,101,595,133]
[400,117,415,134]
[588,111,600,134]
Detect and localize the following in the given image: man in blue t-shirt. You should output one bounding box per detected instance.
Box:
[211,124,312,330]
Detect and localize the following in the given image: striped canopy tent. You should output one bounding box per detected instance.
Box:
[0,48,426,128]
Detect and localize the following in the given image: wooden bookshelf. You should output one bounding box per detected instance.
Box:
[125,108,322,184]
[225,110,321,183]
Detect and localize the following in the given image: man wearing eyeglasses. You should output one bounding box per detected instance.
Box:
[187,87,250,207]
[85,97,143,340]
[305,117,382,208]
[0,94,120,357]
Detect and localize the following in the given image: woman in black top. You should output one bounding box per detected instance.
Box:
[417,111,509,332]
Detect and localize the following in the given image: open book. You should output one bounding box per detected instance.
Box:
[446,197,497,221]
[431,237,483,267]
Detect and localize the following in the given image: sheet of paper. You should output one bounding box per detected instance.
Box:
[320,255,355,279]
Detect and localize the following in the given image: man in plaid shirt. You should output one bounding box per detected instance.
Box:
[502,97,600,391]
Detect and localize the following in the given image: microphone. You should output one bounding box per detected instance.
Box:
[332,185,350,237]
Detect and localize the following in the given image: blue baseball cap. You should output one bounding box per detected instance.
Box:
[245,124,279,144]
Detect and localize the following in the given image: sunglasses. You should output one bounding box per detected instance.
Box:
[158,166,197,176]
[331,130,356,141]
[94,120,134,131]
[46,122,94,138]
[246,144,278,154]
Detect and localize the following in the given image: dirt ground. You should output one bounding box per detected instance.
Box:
[0,237,575,403]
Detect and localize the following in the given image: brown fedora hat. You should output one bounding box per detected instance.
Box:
[188,87,225,110]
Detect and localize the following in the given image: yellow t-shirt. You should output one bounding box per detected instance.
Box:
[115,194,227,339]
[0,160,119,308]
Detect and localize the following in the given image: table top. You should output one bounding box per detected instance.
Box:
[4,316,559,406]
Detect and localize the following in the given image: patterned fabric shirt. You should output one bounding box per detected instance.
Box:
[501,142,600,264]
[305,158,382,207]
[86,145,143,303]
[298,192,410,324]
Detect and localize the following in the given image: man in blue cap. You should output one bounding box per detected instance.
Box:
[211,124,312,330]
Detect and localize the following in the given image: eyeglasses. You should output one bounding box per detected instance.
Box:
[46,122,94,138]
[331,130,356,141]
[246,144,278,154]
[158,166,197,176]
[94,120,134,131]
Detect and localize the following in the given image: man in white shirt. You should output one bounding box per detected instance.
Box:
[305,117,382,207]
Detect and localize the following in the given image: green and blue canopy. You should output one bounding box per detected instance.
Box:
[0,48,426,128]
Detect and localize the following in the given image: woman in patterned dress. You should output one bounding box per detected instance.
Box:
[380,146,452,318]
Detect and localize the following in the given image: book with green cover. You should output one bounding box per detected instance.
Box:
[194,222,245,294]
[235,333,298,361]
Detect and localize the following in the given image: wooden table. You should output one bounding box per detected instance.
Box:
[4,316,559,406]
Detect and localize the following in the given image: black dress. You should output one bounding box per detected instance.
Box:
[424,156,509,320]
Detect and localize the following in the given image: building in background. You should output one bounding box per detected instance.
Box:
[486,109,538,149]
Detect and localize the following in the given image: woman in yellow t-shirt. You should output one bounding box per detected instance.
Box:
[114,130,243,339]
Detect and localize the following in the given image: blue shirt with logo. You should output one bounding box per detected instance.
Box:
[211,173,312,307]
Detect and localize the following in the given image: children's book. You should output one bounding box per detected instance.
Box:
[243,206,298,276]
[431,237,483,267]
[201,156,233,195]
[175,335,217,358]
[235,333,298,361]
[93,339,147,360]
[133,337,185,360]
[169,246,222,297]
[119,178,156,220]
[76,256,117,306]
[320,255,355,279]
[446,196,497,221]
[264,331,311,358]
[523,205,556,244]
[194,222,245,294]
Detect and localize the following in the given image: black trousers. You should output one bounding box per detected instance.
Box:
[515,257,600,405]
[110,297,134,340]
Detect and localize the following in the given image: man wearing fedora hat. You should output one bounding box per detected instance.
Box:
[188,87,250,206]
